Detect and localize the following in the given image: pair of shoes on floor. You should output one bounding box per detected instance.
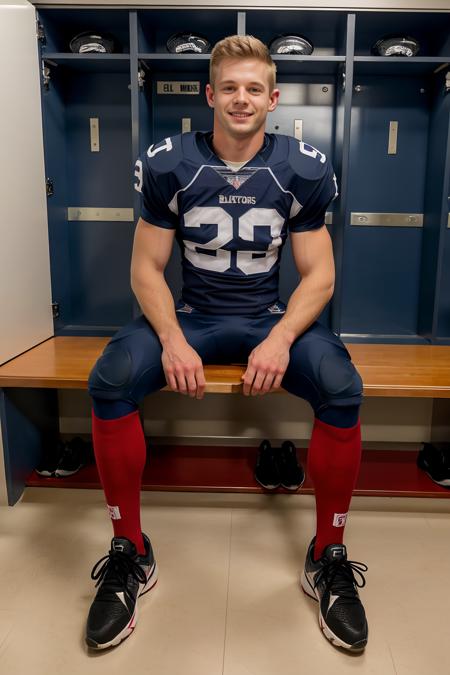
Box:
[85,533,368,653]
[254,439,305,490]
[35,435,93,477]
[417,442,450,487]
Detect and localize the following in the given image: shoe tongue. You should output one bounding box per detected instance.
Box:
[323,543,347,561]
[111,537,137,557]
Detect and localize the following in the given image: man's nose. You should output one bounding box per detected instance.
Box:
[233,87,248,104]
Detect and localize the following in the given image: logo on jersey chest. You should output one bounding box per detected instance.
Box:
[219,195,256,205]
[213,166,258,190]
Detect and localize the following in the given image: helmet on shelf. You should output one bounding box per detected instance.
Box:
[371,35,420,57]
[166,33,211,54]
[69,31,116,54]
[268,34,314,56]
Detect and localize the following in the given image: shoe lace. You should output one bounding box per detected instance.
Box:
[314,558,368,603]
[91,550,147,601]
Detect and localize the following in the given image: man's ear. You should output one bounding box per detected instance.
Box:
[205,83,214,108]
[268,88,280,112]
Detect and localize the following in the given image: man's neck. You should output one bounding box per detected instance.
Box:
[211,127,265,163]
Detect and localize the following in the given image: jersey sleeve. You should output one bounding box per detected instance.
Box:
[288,159,338,233]
[133,153,178,230]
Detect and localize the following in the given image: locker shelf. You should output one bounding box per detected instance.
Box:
[138,53,210,73]
[24,447,450,499]
[272,56,345,76]
[354,56,450,76]
[42,53,131,73]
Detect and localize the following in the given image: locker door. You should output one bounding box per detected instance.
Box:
[0,1,53,364]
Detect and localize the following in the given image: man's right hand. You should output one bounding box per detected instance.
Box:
[161,334,205,399]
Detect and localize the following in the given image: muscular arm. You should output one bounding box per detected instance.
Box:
[270,225,335,346]
[242,225,335,395]
[130,217,205,398]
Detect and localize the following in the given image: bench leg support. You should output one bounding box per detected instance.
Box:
[0,388,59,505]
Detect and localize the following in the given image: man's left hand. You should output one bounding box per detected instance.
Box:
[242,334,290,396]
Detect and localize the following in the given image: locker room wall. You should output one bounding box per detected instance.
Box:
[58,389,450,447]
[36,5,450,346]
[0,1,53,365]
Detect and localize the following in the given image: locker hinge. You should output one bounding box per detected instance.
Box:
[138,68,146,89]
[36,20,46,44]
[339,64,346,92]
[42,60,51,90]
[52,302,60,319]
[46,178,54,197]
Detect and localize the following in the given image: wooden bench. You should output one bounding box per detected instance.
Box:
[1,336,450,397]
[1,336,450,505]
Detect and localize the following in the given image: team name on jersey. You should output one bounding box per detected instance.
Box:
[219,195,256,205]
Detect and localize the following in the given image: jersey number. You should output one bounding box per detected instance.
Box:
[183,206,284,276]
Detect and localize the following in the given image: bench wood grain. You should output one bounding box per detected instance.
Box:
[0,336,450,397]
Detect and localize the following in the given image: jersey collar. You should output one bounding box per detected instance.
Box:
[196,131,274,167]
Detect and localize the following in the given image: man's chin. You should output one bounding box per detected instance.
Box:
[226,120,263,138]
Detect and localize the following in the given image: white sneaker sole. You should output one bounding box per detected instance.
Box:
[300,571,366,652]
[87,560,159,650]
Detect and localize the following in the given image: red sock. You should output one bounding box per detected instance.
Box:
[91,409,146,555]
[307,417,362,560]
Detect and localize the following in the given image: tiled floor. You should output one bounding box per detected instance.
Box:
[1,488,450,675]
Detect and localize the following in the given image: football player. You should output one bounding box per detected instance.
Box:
[86,35,368,652]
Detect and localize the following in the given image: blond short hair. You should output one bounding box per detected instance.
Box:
[209,35,277,92]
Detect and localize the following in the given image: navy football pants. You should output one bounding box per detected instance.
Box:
[88,305,363,427]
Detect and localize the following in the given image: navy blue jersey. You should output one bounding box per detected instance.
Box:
[134,132,337,315]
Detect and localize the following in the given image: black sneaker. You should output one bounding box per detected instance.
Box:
[301,538,368,651]
[55,436,92,477]
[254,439,281,490]
[86,534,158,649]
[277,441,305,491]
[35,437,65,477]
[417,442,450,487]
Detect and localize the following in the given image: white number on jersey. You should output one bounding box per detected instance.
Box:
[299,142,326,164]
[147,137,173,158]
[183,206,284,275]
[134,160,143,193]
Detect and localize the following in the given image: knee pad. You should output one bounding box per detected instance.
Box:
[88,344,134,399]
[317,352,363,406]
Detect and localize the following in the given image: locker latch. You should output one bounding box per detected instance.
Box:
[138,68,146,89]
[42,61,51,90]
[46,178,54,197]
[36,20,46,44]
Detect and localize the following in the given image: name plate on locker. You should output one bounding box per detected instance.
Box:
[157,81,200,95]
[68,208,134,222]
[350,213,423,227]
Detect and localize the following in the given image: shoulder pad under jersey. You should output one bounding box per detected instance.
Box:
[143,132,188,176]
[285,135,329,182]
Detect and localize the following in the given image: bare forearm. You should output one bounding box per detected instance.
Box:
[270,275,334,348]
[131,271,184,346]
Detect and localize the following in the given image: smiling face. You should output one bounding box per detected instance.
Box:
[206,58,279,145]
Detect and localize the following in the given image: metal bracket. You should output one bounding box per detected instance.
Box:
[138,68,146,89]
[52,302,60,319]
[42,60,51,90]
[339,64,346,93]
[46,178,54,197]
[36,20,46,44]
[138,61,148,89]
